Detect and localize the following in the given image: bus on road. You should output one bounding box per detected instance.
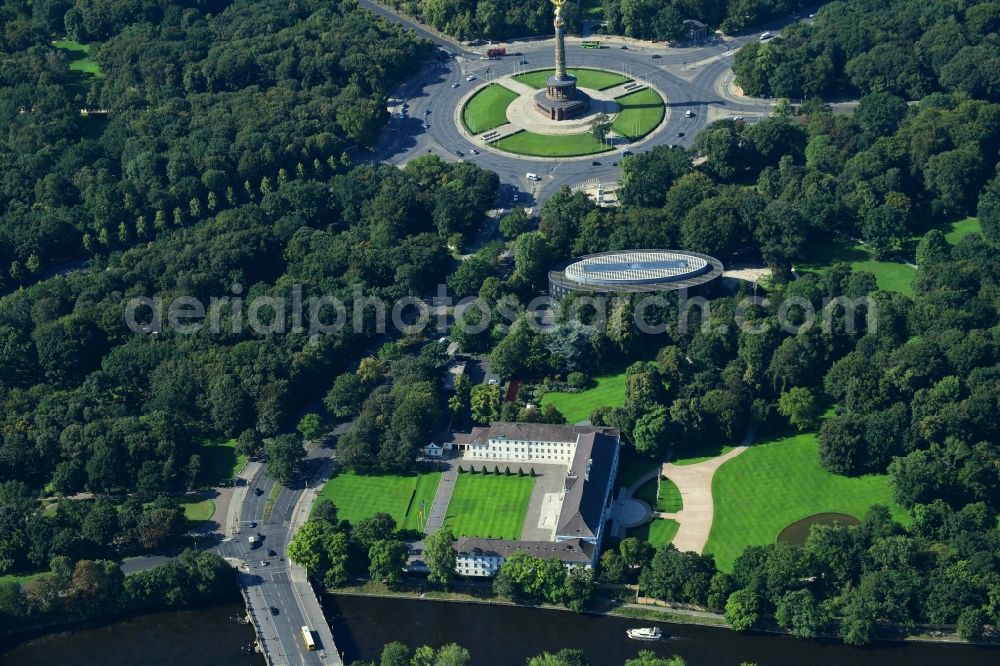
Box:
[301,626,316,651]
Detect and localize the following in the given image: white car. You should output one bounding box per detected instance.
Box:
[422,123,430,129]
[451,82,460,88]
[466,75,476,81]
[470,148,479,154]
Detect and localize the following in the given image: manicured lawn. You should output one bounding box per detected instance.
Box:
[657,478,682,512]
[54,39,103,77]
[462,84,519,133]
[671,443,735,466]
[797,236,916,296]
[199,439,247,485]
[634,478,682,513]
[705,429,908,571]
[540,372,628,424]
[628,518,679,548]
[0,570,43,586]
[492,130,610,157]
[944,217,981,245]
[443,472,534,539]
[611,88,665,140]
[181,498,216,522]
[314,471,441,532]
[513,68,631,91]
[615,446,658,490]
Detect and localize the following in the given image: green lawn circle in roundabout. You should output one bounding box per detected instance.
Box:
[460,69,667,159]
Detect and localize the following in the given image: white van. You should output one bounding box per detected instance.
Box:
[760,31,773,41]
[526,172,540,181]
[685,109,693,118]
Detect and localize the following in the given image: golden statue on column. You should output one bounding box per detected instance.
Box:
[534,0,589,120]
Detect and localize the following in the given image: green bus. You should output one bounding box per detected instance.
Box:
[581,41,601,49]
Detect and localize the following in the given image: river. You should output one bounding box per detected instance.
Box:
[0,601,263,666]
[325,594,998,666]
[2,595,997,665]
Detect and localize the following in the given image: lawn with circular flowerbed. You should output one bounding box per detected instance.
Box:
[704,429,909,571]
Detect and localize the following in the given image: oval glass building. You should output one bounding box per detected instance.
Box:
[548,249,724,300]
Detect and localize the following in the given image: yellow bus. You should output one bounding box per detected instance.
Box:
[300,626,316,651]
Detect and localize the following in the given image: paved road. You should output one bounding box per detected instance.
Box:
[359,1,829,205]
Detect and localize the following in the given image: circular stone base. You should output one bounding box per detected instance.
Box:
[534,89,590,121]
[507,86,620,136]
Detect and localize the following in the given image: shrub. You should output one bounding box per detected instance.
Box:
[567,371,589,389]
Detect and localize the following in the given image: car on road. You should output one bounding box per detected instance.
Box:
[620,45,628,50]
[254,488,263,496]
[270,607,279,616]
[456,150,464,157]
[519,60,529,64]
[685,109,694,117]
[734,115,744,121]
[678,131,685,137]
[611,161,618,166]
[422,123,430,129]
[267,549,277,557]
[466,75,476,81]
[260,561,269,567]
[451,82,460,88]
[470,148,479,154]
[591,161,601,166]
[760,31,773,41]
[651,54,661,59]
[621,149,633,157]
[488,378,500,385]
[424,109,431,114]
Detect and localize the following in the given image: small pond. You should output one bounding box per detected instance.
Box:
[777,512,861,545]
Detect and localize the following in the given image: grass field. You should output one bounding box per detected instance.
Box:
[634,478,682,513]
[513,68,630,91]
[180,498,215,522]
[611,88,665,140]
[704,429,908,571]
[943,217,981,244]
[0,570,43,586]
[315,471,441,532]
[671,443,736,466]
[540,371,628,424]
[628,518,679,548]
[54,39,103,77]
[199,439,247,486]
[492,130,610,157]
[615,447,658,490]
[797,236,916,296]
[443,472,535,539]
[462,84,519,133]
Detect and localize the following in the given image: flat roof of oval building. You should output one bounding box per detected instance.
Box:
[550,249,724,296]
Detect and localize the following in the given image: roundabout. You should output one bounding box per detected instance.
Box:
[460,70,668,158]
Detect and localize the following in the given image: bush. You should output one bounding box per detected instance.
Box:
[567,371,589,390]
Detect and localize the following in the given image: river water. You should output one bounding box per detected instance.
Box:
[2,594,997,665]
[0,601,263,666]
[326,594,998,666]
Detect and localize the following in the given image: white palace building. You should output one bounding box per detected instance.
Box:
[448,422,621,577]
